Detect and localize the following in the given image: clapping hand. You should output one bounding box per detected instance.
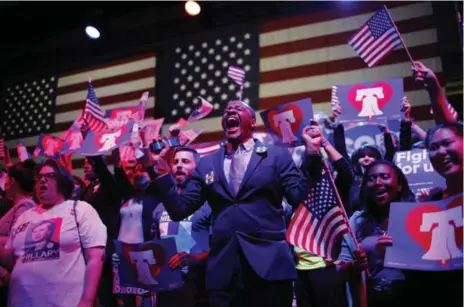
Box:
[302,120,323,154]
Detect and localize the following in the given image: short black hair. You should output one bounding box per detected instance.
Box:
[228,100,256,119]
[350,145,382,175]
[8,159,37,193]
[173,146,201,163]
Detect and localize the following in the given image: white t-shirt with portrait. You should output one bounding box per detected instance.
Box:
[6,200,107,307]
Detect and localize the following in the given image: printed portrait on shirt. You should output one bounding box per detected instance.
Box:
[22,218,62,263]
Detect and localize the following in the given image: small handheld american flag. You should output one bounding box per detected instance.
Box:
[82,82,108,133]
[227,66,246,100]
[286,153,366,265]
[187,96,214,122]
[348,6,411,68]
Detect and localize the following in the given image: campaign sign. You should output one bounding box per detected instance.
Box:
[35,134,64,159]
[259,98,314,147]
[394,149,446,195]
[384,194,463,271]
[80,121,134,156]
[343,119,400,157]
[106,107,140,132]
[336,78,403,123]
[112,237,183,294]
[60,127,83,154]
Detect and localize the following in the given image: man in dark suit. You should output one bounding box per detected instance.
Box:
[144,100,318,307]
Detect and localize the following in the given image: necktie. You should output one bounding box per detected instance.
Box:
[229,148,247,195]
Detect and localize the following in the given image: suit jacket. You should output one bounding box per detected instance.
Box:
[146,140,313,290]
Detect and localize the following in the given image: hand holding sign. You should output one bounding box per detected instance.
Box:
[376,235,393,257]
[168,252,200,270]
[302,120,323,153]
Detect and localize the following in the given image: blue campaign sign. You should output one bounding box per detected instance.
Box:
[385,194,463,271]
[80,121,134,156]
[259,98,314,147]
[343,119,400,157]
[60,126,83,154]
[35,134,65,159]
[112,237,183,294]
[336,78,403,124]
[393,148,447,195]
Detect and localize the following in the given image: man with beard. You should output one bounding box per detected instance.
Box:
[80,156,121,307]
[153,146,211,307]
[144,100,318,307]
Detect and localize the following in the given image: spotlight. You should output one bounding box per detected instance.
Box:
[85,25,100,39]
[185,0,201,16]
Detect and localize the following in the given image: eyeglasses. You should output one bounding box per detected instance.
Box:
[35,173,56,181]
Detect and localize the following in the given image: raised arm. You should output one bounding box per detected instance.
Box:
[145,164,207,221]
[412,61,458,125]
[87,154,121,207]
[111,148,135,201]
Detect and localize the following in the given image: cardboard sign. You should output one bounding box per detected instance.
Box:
[336,78,403,123]
[259,98,314,147]
[385,194,463,271]
[35,134,64,159]
[80,121,134,156]
[112,237,183,294]
[394,149,447,195]
[343,119,400,157]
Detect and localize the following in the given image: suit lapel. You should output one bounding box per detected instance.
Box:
[213,144,234,197]
[237,141,265,194]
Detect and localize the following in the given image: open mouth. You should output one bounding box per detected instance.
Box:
[375,188,389,199]
[225,116,240,133]
[174,171,186,178]
[38,185,48,194]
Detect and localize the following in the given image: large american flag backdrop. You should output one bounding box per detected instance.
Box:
[2,54,156,176]
[0,2,452,175]
[158,1,446,141]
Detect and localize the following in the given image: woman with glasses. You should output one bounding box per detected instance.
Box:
[0,159,107,307]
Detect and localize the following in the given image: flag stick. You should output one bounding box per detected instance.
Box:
[319,151,371,277]
[384,5,415,65]
[319,154,359,247]
[239,84,244,101]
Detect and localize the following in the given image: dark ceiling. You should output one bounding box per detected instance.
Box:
[0,1,346,83]
[0,1,461,84]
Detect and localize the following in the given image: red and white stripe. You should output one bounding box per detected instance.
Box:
[6,53,156,176]
[179,129,204,145]
[227,66,246,87]
[83,99,108,133]
[287,203,348,260]
[348,7,402,68]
